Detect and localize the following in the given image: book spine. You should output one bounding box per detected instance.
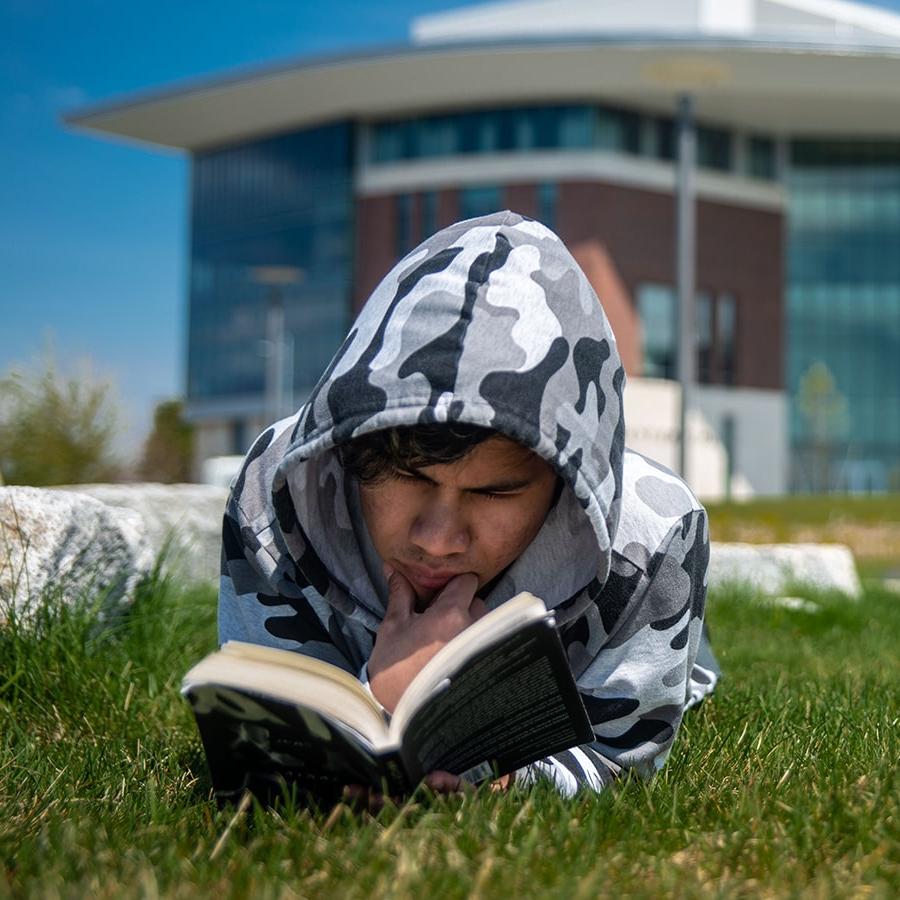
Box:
[380,749,413,796]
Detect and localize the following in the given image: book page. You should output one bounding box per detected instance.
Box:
[220,641,383,719]
[393,615,593,782]
[183,651,391,748]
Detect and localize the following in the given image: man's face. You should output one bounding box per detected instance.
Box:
[358,435,558,604]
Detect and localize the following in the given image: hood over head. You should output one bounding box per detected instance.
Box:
[271,211,625,629]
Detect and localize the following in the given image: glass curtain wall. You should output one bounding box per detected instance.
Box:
[788,142,900,492]
[188,123,354,409]
[369,105,771,179]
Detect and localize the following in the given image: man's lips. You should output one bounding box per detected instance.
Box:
[395,563,465,591]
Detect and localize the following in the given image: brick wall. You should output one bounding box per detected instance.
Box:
[354,180,784,390]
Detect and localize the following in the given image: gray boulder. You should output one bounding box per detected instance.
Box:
[61,483,229,586]
[709,541,861,599]
[0,486,155,622]
[1,481,863,628]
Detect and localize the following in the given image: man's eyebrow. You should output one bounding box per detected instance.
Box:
[398,468,534,493]
[465,478,533,493]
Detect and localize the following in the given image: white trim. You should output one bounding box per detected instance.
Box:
[769,0,900,39]
[413,0,900,45]
[357,150,786,211]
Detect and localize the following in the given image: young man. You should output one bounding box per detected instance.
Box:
[219,211,719,796]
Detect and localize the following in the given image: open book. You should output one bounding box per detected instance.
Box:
[182,592,592,805]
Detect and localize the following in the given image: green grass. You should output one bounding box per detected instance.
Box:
[705,495,900,579]
[706,493,900,529]
[2,574,898,898]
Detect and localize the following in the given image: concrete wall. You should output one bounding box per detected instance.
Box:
[192,417,268,481]
[624,377,787,500]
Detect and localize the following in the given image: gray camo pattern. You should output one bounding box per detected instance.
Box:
[219,211,719,794]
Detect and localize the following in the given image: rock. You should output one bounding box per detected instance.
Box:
[1,481,865,628]
[709,541,862,599]
[760,596,821,613]
[61,483,229,586]
[0,486,155,622]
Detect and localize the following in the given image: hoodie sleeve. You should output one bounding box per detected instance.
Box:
[218,501,360,674]
[516,507,712,796]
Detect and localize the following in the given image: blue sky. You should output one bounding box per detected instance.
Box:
[3,0,900,458]
[0,0,481,456]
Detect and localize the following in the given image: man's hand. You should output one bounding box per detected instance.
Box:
[368,567,488,713]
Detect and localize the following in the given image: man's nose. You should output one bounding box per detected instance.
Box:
[410,500,470,557]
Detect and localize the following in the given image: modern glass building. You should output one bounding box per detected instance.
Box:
[188,124,355,432]
[68,0,900,495]
[788,142,900,492]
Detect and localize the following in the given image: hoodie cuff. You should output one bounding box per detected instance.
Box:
[358,661,387,715]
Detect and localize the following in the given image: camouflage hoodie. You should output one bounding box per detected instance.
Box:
[219,211,719,795]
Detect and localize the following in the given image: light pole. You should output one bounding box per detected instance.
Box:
[643,56,731,480]
[251,265,304,424]
[675,92,697,481]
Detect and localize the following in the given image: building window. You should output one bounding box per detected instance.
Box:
[460,185,502,221]
[596,107,641,155]
[636,283,676,379]
[369,106,768,176]
[654,118,675,161]
[717,293,737,385]
[557,106,595,149]
[395,193,413,256]
[748,135,776,180]
[511,107,537,150]
[696,291,713,383]
[698,126,733,171]
[458,112,500,154]
[418,116,458,157]
[538,182,557,231]
[638,285,735,384]
[371,120,413,162]
[231,419,248,455]
[421,190,439,239]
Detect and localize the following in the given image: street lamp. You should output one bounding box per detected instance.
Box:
[250,265,305,424]
[643,56,732,481]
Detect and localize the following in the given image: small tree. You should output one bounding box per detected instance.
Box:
[796,361,849,492]
[0,360,120,486]
[138,399,195,483]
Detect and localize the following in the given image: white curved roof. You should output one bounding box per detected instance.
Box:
[413,0,900,45]
[66,0,900,152]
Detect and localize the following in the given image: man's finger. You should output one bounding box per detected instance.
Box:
[470,596,489,621]
[383,565,416,621]
[430,572,479,611]
[422,770,475,794]
[423,770,464,793]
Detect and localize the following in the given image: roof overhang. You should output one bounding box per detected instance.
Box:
[65,36,900,153]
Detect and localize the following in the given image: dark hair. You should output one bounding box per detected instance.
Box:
[337,423,495,484]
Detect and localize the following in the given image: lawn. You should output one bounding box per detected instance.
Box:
[2,571,898,898]
[705,494,900,578]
